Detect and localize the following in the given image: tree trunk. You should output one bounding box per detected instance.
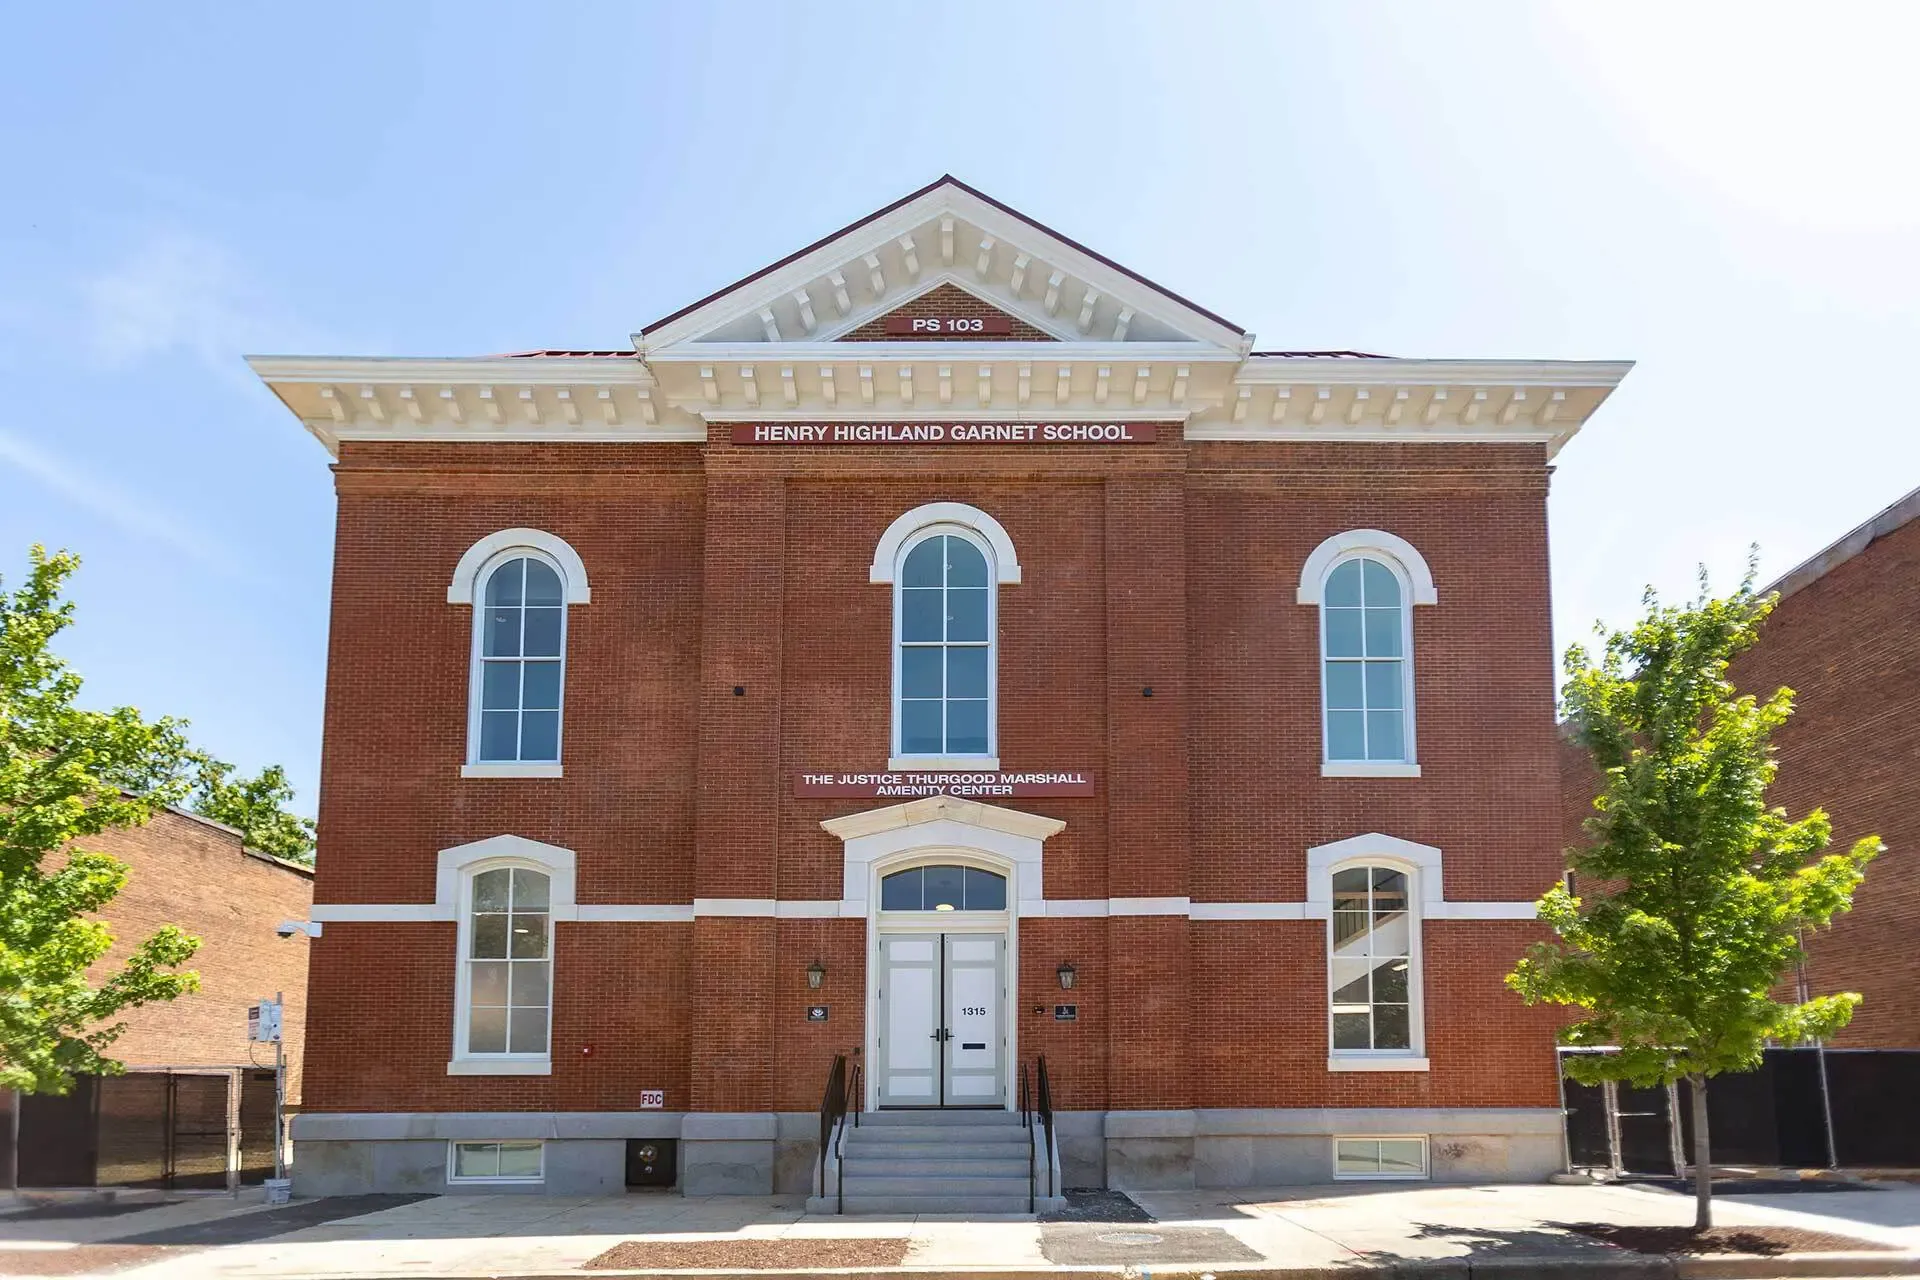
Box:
[1690,1073,1712,1231]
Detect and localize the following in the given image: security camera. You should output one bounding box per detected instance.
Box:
[276,921,299,938]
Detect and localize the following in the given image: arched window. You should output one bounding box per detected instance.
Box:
[459,865,552,1061]
[894,528,996,763]
[472,553,567,766]
[1320,555,1412,765]
[1329,864,1416,1055]
[880,864,1008,912]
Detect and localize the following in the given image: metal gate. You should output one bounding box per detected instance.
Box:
[17,1071,251,1190]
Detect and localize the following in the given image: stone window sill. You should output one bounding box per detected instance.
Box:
[461,763,563,779]
[888,755,1001,773]
[447,1056,552,1076]
[1321,761,1422,779]
[1328,1055,1430,1072]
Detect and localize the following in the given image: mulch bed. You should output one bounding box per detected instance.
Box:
[0,1244,187,1276]
[1563,1222,1896,1256]
[584,1238,911,1270]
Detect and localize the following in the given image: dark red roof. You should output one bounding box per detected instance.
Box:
[640,175,1247,338]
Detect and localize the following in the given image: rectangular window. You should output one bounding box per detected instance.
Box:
[448,1140,545,1184]
[1333,1136,1428,1180]
[1329,865,1414,1053]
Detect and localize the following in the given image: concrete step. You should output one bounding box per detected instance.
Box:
[842,1141,1035,1161]
[848,1128,1036,1151]
[833,1193,1036,1215]
[840,1156,1030,1177]
[840,1173,1029,1197]
[862,1109,1022,1126]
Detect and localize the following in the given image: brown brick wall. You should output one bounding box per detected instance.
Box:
[306,432,1565,1116]
[83,809,313,1099]
[1733,516,1920,1048]
[840,283,1053,341]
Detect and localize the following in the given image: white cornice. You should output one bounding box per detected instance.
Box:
[644,341,1235,364]
[247,355,651,386]
[820,794,1067,842]
[1237,358,1633,387]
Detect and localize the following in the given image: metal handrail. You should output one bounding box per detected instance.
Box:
[1037,1055,1056,1200]
[1020,1062,1035,1212]
[837,1059,861,1212]
[817,1054,848,1211]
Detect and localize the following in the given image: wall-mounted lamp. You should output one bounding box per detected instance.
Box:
[806,960,826,990]
[1057,961,1077,990]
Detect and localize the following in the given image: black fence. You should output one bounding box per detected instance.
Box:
[1564,1047,1920,1173]
[13,1069,279,1190]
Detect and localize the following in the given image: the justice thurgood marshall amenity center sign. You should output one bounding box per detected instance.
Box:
[733,422,1157,445]
[796,770,1095,798]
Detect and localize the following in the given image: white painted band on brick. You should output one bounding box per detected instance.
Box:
[1328,1056,1431,1073]
[310,896,1535,922]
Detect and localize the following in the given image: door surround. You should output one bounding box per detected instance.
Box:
[820,796,1066,1112]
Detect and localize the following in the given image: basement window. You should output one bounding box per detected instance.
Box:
[1333,1135,1428,1180]
[448,1140,545,1184]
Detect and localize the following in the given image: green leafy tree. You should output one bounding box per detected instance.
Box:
[1509,567,1880,1230]
[190,758,315,865]
[0,547,203,1093]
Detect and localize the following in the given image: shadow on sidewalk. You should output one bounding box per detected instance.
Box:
[106,1195,434,1246]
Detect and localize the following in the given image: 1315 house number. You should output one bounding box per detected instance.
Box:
[961,1006,987,1016]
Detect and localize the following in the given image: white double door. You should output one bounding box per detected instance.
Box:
[877,932,1006,1107]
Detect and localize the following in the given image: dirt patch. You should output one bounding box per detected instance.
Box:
[1039,1188,1153,1223]
[584,1238,910,1269]
[1563,1222,1897,1256]
[0,1244,188,1275]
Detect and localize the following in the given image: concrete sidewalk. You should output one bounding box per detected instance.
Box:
[4,1181,1920,1278]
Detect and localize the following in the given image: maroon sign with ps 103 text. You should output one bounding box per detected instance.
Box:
[884,314,1014,336]
[796,770,1095,799]
[732,422,1158,445]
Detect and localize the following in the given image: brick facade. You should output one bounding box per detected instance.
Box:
[840,283,1053,341]
[302,432,1566,1123]
[84,808,313,1099]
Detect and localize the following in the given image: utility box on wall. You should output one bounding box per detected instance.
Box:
[625,1138,676,1188]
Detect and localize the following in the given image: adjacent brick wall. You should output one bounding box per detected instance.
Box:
[83,809,313,1099]
[306,433,1565,1116]
[1733,515,1920,1048]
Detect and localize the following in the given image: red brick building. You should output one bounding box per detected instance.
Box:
[6,806,313,1190]
[1733,488,1919,1048]
[251,178,1631,1201]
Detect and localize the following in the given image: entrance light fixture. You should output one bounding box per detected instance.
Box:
[806,960,826,989]
[1057,961,1077,990]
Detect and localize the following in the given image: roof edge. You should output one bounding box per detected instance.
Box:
[1767,484,1920,602]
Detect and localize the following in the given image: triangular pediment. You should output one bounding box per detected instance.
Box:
[637,176,1247,355]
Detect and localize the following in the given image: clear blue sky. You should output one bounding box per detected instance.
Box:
[4,3,1916,817]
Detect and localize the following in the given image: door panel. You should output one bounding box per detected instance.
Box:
[944,935,1003,1103]
[880,934,940,1106]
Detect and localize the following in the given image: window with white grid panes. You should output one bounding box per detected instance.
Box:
[474,555,565,764]
[1329,864,1416,1053]
[1321,556,1411,763]
[448,1140,544,1183]
[894,530,994,758]
[464,867,551,1057]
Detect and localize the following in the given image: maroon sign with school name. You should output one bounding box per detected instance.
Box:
[732,422,1158,445]
[796,770,1095,799]
[885,314,1015,336]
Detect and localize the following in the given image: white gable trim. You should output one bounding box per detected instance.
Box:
[821,795,1064,918]
[448,529,591,605]
[869,502,1021,585]
[1296,530,1437,606]
[812,273,1080,344]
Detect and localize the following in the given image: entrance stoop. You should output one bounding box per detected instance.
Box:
[808,1110,1064,1215]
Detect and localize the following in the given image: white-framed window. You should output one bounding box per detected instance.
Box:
[1333,1135,1428,1180]
[1320,554,1413,766]
[448,1140,545,1184]
[1329,862,1422,1059]
[893,526,997,764]
[1297,530,1434,779]
[455,863,552,1064]
[470,551,568,767]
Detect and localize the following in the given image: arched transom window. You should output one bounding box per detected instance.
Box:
[1329,864,1415,1053]
[880,864,1008,912]
[894,530,995,761]
[463,865,552,1058]
[1321,556,1412,765]
[473,554,566,765]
